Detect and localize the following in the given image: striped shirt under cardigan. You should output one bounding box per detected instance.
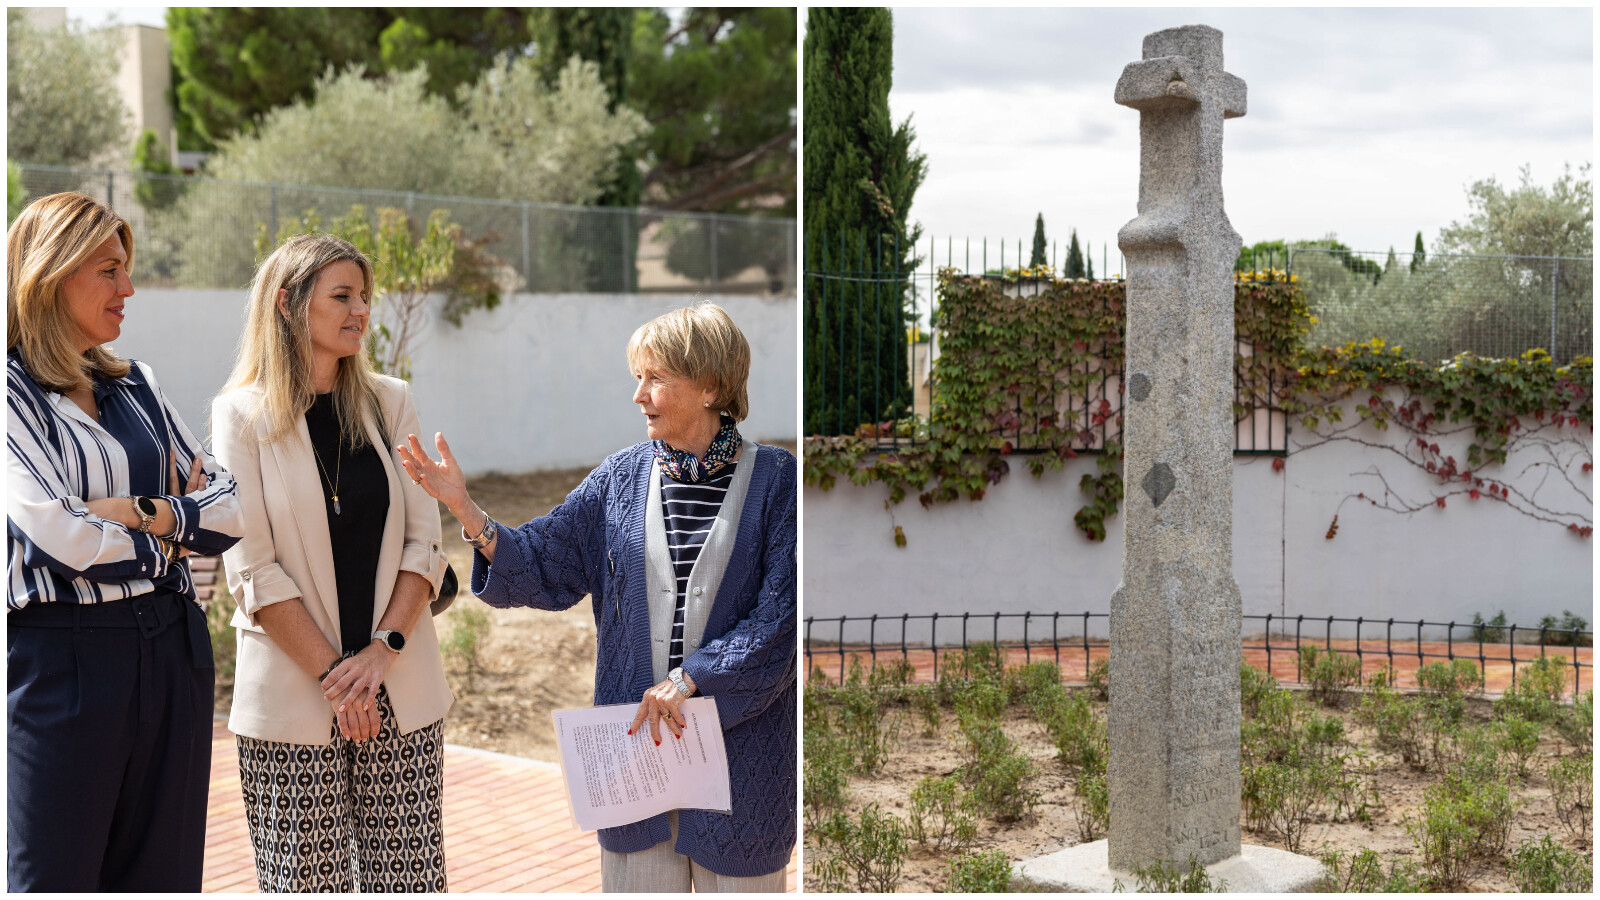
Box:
[661,463,737,672]
[6,352,245,610]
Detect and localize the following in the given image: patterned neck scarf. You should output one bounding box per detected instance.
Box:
[655,416,741,484]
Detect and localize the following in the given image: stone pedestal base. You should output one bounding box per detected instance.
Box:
[1014,840,1323,893]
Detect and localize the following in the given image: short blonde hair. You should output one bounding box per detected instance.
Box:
[221,233,385,447]
[6,192,134,392]
[626,303,751,421]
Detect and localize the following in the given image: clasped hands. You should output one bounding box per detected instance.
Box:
[319,643,397,742]
[629,673,697,746]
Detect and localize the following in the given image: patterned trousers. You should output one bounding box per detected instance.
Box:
[236,688,447,892]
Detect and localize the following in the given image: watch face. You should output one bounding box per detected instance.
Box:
[136,496,158,516]
[385,632,406,652]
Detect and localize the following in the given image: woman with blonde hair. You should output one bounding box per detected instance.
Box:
[402,302,796,891]
[6,192,245,891]
[213,233,452,892]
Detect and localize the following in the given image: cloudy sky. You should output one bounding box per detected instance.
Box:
[883,7,1593,277]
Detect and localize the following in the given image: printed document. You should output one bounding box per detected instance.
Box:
[552,697,732,832]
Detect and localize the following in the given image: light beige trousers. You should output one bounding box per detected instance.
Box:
[599,811,786,893]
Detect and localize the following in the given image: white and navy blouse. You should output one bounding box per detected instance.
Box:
[6,352,245,609]
[660,463,737,672]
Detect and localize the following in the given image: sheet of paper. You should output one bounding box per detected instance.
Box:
[551,696,732,832]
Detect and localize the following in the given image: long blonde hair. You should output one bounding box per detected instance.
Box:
[222,233,385,447]
[6,192,134,392]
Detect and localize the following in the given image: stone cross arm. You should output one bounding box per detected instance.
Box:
[1113,26,1246,118]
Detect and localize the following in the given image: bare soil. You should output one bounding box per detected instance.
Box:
[819,692,1590,892]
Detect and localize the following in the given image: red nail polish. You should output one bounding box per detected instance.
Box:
[674,734,681,740]
[627,729,633,735]
[655,739,660,746]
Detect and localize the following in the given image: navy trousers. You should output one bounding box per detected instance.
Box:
[7,589,214,892]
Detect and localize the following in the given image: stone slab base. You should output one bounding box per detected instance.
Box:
[1013,840,1324,893]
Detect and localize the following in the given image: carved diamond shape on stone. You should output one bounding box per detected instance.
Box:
[1142,462,1175,507]
[1129,373,1151,401]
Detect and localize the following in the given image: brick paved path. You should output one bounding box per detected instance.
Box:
[191,559,797,893]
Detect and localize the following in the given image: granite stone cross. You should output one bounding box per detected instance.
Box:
[1108,24,1246,871]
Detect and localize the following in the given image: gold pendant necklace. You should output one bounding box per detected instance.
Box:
[311,432,343,515]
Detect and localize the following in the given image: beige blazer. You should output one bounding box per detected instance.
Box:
[214,376,453,745]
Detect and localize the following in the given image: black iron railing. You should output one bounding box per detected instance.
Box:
[803,611,1592,696]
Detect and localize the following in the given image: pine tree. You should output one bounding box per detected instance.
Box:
[1411,231,1426,272]
[803,8,927,436]
[1086,242,1094,281]
[1066,229,1084,279]
[1385,246,1397,272]
[1030,213,1047,267]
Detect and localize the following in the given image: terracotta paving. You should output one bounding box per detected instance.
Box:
[803,639,1591,697]
[203,721,798,893]
[193,556,797,893]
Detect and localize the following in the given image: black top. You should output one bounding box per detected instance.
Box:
[305,393,390,654]
[661,462,736,672]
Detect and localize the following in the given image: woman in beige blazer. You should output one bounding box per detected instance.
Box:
[213,234,452,892]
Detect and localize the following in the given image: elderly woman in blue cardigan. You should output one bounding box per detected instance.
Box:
[399,303,795,891]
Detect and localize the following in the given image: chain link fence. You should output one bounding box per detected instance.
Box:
[13,165,796,296]
[1290,248,1593,364]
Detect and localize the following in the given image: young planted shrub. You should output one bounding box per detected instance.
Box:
[1357,670,1425,768]
[1404,774,1516,889]
[439,603,492,687]
[1500,655,1570,723]
[1507,835,1593,893]
[808,804,908,893]
[1073,770,1110,843]
[943,849,1013,893]
[803,729,852,826]
[1242,756,1338,852]
[909,684,942,737]
[867,657,917,694]
[1240,662,1278,720]
[906,774,977,851]
[1416,658,1483,701]
[955,676,1010,723]
[1298,645,1360,706]
[1491,713,1542,780]
[1547,753,1592,841]
[1552,689,1592,752]
[1086,656,1110,701]
[1041,691,1109,840]
[1317,847,1426,893]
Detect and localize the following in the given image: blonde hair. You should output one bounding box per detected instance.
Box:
[6,192,134,392]
[221,233,385,447]
[626,302,751,421]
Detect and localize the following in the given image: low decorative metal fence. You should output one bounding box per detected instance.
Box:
[802,611,1592,697]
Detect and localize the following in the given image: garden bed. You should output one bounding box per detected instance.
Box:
[803,648,1592,893]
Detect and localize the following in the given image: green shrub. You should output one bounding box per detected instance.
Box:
[1447,723,1507,784]
[1471,610,1508,644]
[1086,657,1110,701]
[1491,713,1541,779]
[1243,756,1336,852]
[803,729,851,826]
[1500,656,1570,723]
[1074,771,1110,842]
[1552,689,1592,752]
[1326,750,1383,824]
[1547,754,1592,842]
[1298,645,1360,706]
[1240,662,1279,720]
[838,684,897,774]
[955,676,1011,723]
[969,750,1039,823]
[439,603,492,686]
[907,774,977,851]
[910,684,942,736]
[868,657,917,692]
[1416,658,1483,699]
[1015,660,1064,715]
[1357,671,1425,768]
[1316,846,1425,892]
[1535,609,1590,646]
[1507,835,1593,893]
[961,641,1011,685]
[808,804,908,893]
[204,581,238,691]
[1404,773,1516,889]
[1114,855,1228,893]
[943,849,1013,892]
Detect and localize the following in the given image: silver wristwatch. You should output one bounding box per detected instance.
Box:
[668,667,693,698]
[373,630,405,654]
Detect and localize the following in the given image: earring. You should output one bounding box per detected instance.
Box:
[703,401,710,408]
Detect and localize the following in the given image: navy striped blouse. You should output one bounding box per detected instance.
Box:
[660,463,737,672]
[6,352,245,609]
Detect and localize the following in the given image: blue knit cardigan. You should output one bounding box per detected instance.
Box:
[470,441,796,878]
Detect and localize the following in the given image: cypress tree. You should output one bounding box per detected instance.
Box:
[1086,242,1094,281]
[1066,229,1084,279]
[803,8,927,436]
[1030,213,1047,267]
[1411,230,1426,272]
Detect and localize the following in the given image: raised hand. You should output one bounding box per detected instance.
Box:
[398,432,471,515]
